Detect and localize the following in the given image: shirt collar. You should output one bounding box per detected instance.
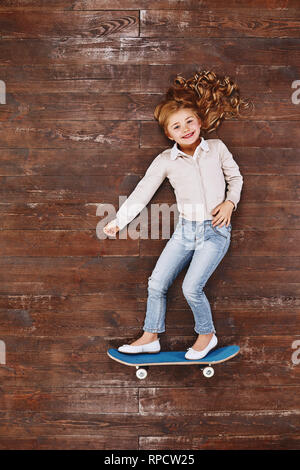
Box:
[170,136,209,160]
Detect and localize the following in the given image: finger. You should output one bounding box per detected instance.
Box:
[214,217,226,227]
[211,207,220,216]
[212,216,223,226]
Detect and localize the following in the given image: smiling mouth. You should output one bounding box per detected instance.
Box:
[182,131,195,139]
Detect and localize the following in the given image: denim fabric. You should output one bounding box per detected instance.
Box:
[143,217,231,335]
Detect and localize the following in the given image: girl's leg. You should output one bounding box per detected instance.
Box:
[181,220,231,350]
[129,221,195,346]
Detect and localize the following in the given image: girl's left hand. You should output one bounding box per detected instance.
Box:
[211,200,234,228]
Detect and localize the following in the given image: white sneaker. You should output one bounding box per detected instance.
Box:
[118,339,160,354]
[185,334,218,360]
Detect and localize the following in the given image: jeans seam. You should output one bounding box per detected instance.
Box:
[193,234,230,334]
[144,244,193,333]
[154,295,164,332]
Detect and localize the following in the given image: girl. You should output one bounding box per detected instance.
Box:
[103,70,252,360]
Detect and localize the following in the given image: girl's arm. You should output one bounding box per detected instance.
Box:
[218,140,243,212]
[115,153,168,231]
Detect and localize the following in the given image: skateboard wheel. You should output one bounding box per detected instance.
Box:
[203,366,214,378]
[136,368,148,380]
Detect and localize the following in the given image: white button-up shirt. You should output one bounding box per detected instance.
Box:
[116,137,243,231]
[170,136,210,161]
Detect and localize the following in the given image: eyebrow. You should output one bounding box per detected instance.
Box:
[170,116,194,127]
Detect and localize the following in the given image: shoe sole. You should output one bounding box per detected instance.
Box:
[118,349,161,355]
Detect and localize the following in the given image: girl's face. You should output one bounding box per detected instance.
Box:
[165,108,202,148]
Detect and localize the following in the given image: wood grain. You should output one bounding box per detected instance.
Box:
[141,9,300,38]
[0,1,299,451]
[0,10,139,39]
[0,1,298,10]
[1,38,300,66]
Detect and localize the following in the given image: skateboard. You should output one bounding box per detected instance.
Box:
[107,345,240,380]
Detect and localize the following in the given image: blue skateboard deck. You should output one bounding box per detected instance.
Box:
[107,345,239,366]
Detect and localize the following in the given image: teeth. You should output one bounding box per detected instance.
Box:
[183,132,194,138]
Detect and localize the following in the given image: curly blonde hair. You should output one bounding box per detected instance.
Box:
[154,69,253,136]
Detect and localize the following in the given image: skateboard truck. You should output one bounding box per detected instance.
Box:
[136,365,214,380]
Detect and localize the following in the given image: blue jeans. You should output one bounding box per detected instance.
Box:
[143,217,231,335]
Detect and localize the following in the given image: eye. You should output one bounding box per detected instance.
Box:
[172,118,193,130]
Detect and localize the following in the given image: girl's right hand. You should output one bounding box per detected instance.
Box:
[103,218,120,236]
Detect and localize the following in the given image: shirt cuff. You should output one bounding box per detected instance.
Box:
[225,197,237,211]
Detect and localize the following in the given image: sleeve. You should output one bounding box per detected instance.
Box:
[115,153,167,230]
[219,139,243,211]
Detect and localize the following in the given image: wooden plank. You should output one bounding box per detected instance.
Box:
[139,386,300,413]
[0,10,139,39]
[0,387,139,413]
[0,230,139,256]
[0,120,139,149]
[141,9,300,38]
[0,436,138,450]
[0,148,160,177]
[0,1,299,11]
[0,292,142,326]
[0,93,158,121]
[0,174,168,203]
[0,410,299,439]
[1,38,300,66]
[0,256,157,294]
[139,435,300,450]
[0,64,142,93]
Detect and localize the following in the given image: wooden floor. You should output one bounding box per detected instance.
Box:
[0,0,299,450]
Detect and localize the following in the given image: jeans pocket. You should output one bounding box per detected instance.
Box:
[211,222,232,239]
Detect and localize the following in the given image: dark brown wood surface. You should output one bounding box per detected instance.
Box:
[0,1,299,450]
